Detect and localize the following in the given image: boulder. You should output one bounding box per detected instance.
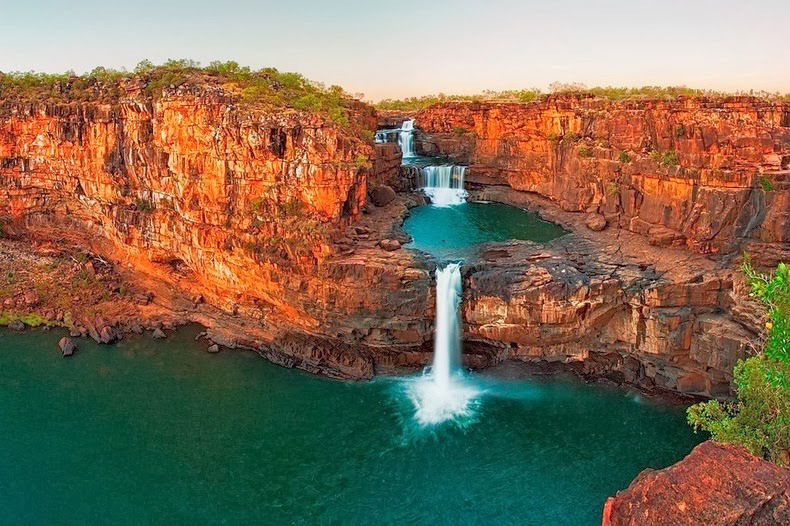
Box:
[58,337,76,357]
[8,320,25,331]
[98,326,118,344]
[379,239,401,251]
[370,185,396,207]
[151,328,166,339]
[207,344,220,353]
[23,290,40,307]
[585,213,607,232]
[602,441,790,526]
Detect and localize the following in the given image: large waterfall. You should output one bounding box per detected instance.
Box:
[399,119,415,157]
[421,165,467,206]
[407,263,479,426]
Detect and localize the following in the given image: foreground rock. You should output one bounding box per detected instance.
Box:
[58,337,76,357]
[602,441,790,525]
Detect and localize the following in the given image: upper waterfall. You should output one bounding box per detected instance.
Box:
[421,165,468,206]
[399,119,416,158]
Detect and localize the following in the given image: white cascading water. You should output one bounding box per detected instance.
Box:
[399,119,416,157]
[407,263,479,425]
[421,165,468,206]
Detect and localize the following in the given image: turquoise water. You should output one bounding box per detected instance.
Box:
[0,327,701,525]
[404,202,566,259]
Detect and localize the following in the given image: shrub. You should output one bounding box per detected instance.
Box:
[135,199,155,213]
[618,151,632,163]
[606,182,621,196]
[688,260,790,464]
[675,125,686,138]
[759,176,774,192]
[452,126,469,135]
[577,145,594,158]
[649,149,679,166]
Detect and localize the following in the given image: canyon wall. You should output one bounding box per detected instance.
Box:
[0,81,434,377]
[416,96,790,262]
[411,95,789,397]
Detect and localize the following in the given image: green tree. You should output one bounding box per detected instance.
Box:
[688,259,790,464]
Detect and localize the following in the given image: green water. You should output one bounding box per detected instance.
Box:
[403,202,566,259]
[0,327,701,525]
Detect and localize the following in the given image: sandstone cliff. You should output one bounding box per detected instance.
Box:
[0,76,434,377]
[416,95,789,261]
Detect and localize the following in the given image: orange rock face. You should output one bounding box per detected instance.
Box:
[417,95,790,258]
[601,441,789,526]
[0,83,434,377]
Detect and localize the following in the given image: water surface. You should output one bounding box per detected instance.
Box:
[404,201,566,259]
[0,327,700,525]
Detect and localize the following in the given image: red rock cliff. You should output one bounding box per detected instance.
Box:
[0,80,434,377]
[416,96,790,260]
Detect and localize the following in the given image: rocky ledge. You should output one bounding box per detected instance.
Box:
[602,441,789,525]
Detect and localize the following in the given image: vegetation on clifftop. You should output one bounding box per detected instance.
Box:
[688,259,790,465]
[0,59,362,128]
[375,83,789,111]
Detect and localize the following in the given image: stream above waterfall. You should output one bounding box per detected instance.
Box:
[1,327,701,525]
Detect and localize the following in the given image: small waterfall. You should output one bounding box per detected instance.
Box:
[399,119,415,158]
[421,165,468,206]
[407,262,479,426]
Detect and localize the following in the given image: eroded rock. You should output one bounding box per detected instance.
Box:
[602,441,790,525]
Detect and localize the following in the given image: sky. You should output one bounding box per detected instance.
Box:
[1,0,788,101]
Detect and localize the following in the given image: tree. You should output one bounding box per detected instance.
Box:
[688,259,790,465]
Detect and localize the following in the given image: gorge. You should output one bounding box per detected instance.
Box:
[1,67,788,524]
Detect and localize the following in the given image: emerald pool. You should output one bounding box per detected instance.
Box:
[403,202,566,259]
[0,327,701,525]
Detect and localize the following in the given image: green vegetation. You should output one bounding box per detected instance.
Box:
[759,176,774,192]
[618,151,632,163]
[374,84,788,111]
[245,192,331,262]
[675,125,686,138]
[606,182,621,196]
[0,59,362,130]
[0,311,54,328]
[688,259,790,465]
[135,198,155,213]
[375,89,543,111]
[577,145,594,158]
[649,149,679,167]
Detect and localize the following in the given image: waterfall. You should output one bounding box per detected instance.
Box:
[399,119,415,158]
[432,263,463,388]
[421,165,468,206]
[406,262,479,426]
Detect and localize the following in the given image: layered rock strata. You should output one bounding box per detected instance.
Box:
[416,96,790,261]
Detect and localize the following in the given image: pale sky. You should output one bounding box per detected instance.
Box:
[1,0,788,101]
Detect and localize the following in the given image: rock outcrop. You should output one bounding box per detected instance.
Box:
[0,79,434,378]
[602,441,789,525]
[416,96,790,261]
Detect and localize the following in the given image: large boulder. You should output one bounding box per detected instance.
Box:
[370,185,396,207]
[585,213,607,232]
[8,320,25,331]
[602,441,789,525]
[58,337,76,357]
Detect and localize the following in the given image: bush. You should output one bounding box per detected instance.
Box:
[577,145,594,158]
[688,260,790,464]
[675,125,686,138]
[649,149,679,166]
[618,151,632,163]
[759,176,774,192]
